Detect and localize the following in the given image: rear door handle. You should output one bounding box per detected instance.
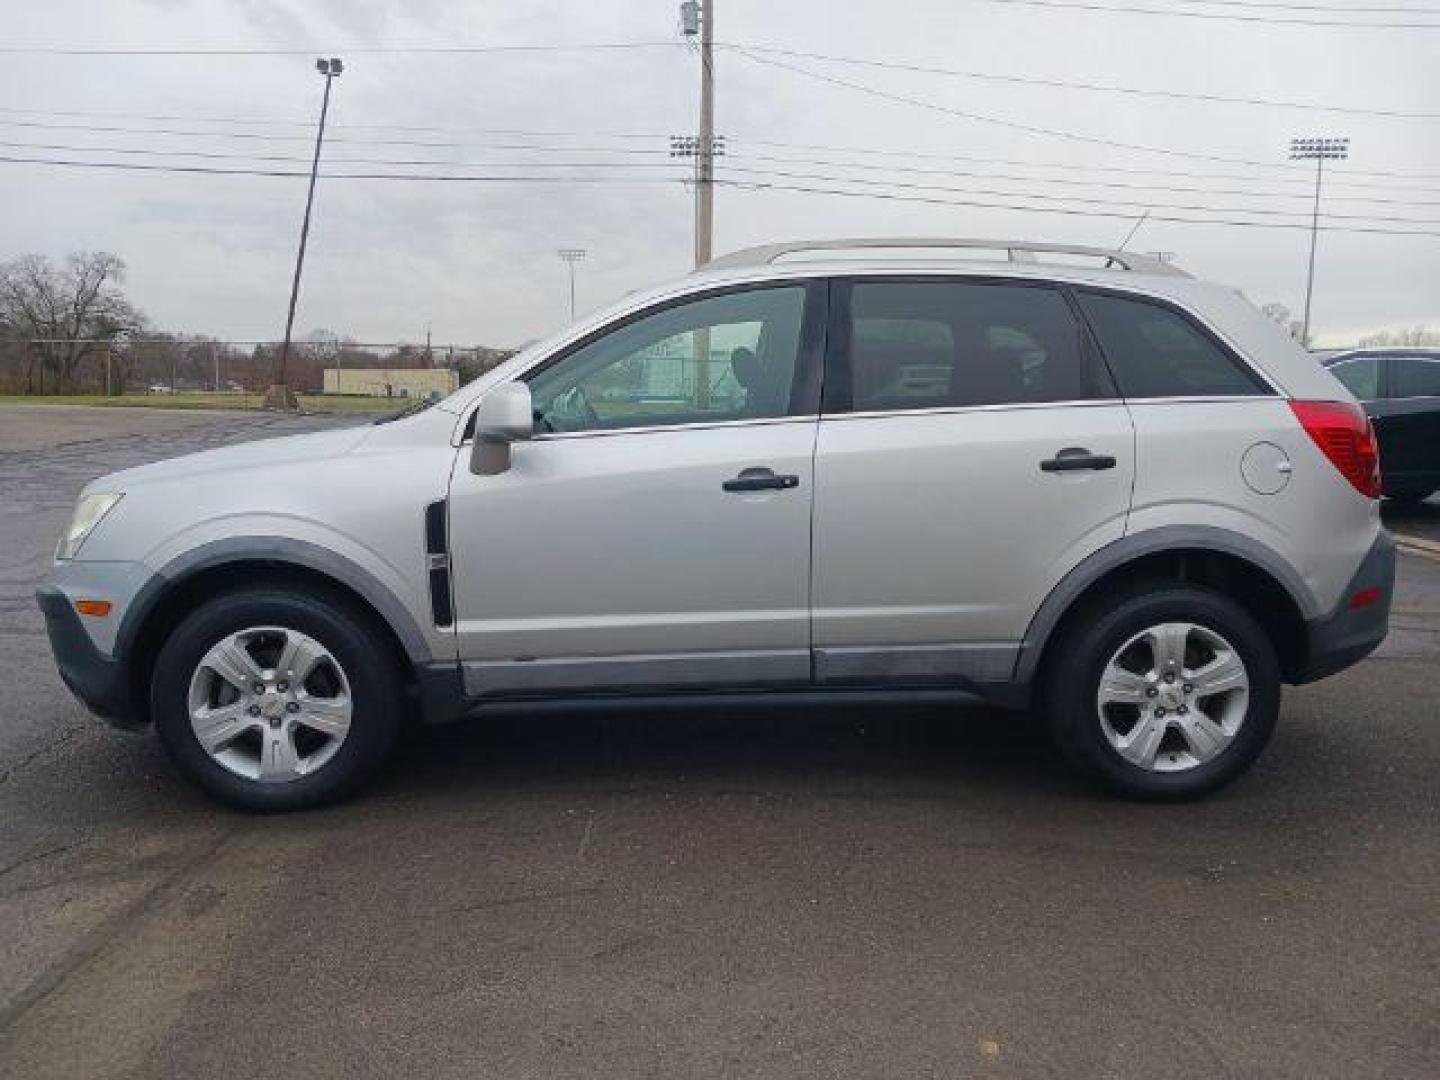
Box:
[723,467,801,492]
[1040,448,1117,472]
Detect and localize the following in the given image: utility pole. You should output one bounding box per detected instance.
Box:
[268,57,343,410]
[679,1,718,408]
[694,0,715,268]
[1289,136,1348,346]
[557,248,587,321]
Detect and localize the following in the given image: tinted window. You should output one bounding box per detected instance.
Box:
[1328,357,1380,400]
[527,286,807,433]
[1078,292,1268,399]
[1392,357,1440,398]
[843,281,1106,412]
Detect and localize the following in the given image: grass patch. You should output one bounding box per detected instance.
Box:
[0,393,405,415]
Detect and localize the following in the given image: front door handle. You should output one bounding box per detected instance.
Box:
[1040,448,1117,472]
[723,467,801,492]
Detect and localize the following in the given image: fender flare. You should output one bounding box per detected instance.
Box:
[115,536,433,665]
[1013,525,1319,686]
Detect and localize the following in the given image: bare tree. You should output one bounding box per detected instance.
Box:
[1357,326,1440,348]
[0,252,143,393]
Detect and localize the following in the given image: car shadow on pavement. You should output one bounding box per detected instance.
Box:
[381,702,1079,805]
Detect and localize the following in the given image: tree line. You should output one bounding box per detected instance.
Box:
[0,250,514,395]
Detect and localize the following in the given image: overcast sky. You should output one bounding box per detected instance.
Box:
[2,0,1436,348]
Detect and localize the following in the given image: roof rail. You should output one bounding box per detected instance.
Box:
[703,238,1190,278]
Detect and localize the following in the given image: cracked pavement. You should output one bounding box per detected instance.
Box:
[0,404,1437,1079]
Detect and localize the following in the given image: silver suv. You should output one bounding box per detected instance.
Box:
[37,239,1394,809]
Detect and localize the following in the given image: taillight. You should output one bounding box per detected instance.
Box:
[1289,399,1382,499]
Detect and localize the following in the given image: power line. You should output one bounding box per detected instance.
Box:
[726,151,1440,205]
[968,0,1440,28]
[1119,1,1440,11]
[2,106,1434,189]
[4,152,1438,235]
[731,47,1440,180]
[724,43,1440,119]
[718,164,1440,224]
[0,118,678,154]
[730,137,1440,191]
[0,154,691,184]
[0,105,670,141]
[714,177,1440,237]
[0,41,686,57]
[0,139,690,171]
[15,135,1436,207]
[1110,1,1440,11]
[1,118,1433,195]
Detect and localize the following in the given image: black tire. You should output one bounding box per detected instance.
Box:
[1043,583,1281,801]
[151,585,405,811]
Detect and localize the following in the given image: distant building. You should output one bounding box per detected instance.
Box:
[323,367,459,398]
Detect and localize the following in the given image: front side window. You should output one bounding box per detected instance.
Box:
[840,280,1108,413]
[1392,356,1440,399]
[527,286,808,433]
[1077,291,1269,399]
[1328,357,1380,400]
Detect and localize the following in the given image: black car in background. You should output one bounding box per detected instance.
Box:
[1324,348,1440,503]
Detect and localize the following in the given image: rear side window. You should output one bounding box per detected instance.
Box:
[840,280,1111,413]
[1392,356,1440,398]
[1077,291,1269,399]
[1328,357,1380,400]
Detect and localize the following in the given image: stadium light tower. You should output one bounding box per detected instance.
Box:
[268,56,343,410]
[557,248,587,320]
[1290,136,1349,346]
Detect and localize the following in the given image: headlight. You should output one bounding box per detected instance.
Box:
[56,491,124,560]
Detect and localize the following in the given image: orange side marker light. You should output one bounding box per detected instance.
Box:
[74,599,113,617]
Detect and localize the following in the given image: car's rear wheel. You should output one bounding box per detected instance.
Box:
[1044,584,1280,800]
[152,586,404,810]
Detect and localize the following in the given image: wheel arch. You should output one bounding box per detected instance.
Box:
[1017,527,1317,688]
[118,538,432,723]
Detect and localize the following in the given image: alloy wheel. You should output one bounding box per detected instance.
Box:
[1095,621,1250,773]
[186,626,353,783]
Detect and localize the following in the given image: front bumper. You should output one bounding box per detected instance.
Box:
[35,585,144,728]
[1293,530,1396,684]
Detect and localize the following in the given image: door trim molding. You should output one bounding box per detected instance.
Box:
[814,643,1019,686]
[462,649,810,697]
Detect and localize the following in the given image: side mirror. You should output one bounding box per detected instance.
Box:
[470,382,534,476]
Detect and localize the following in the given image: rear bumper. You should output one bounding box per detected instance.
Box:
[1293,530,1396,684]
[35,585,143,728]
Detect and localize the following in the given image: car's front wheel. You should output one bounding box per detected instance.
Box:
[1044,584,1281,800]
[151,586,404,810]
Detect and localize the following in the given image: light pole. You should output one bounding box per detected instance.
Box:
[557,248,587,321]
[1290,136,1348,346]
[268,57,343,410]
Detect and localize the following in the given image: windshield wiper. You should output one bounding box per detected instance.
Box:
[372,398,436,425]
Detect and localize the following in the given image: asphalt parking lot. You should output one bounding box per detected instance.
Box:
[1,404,1437,1079]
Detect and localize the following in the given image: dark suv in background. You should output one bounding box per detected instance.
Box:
[1324,348,1440,503]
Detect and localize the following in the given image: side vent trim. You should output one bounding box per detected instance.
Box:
[424,499,454,628]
